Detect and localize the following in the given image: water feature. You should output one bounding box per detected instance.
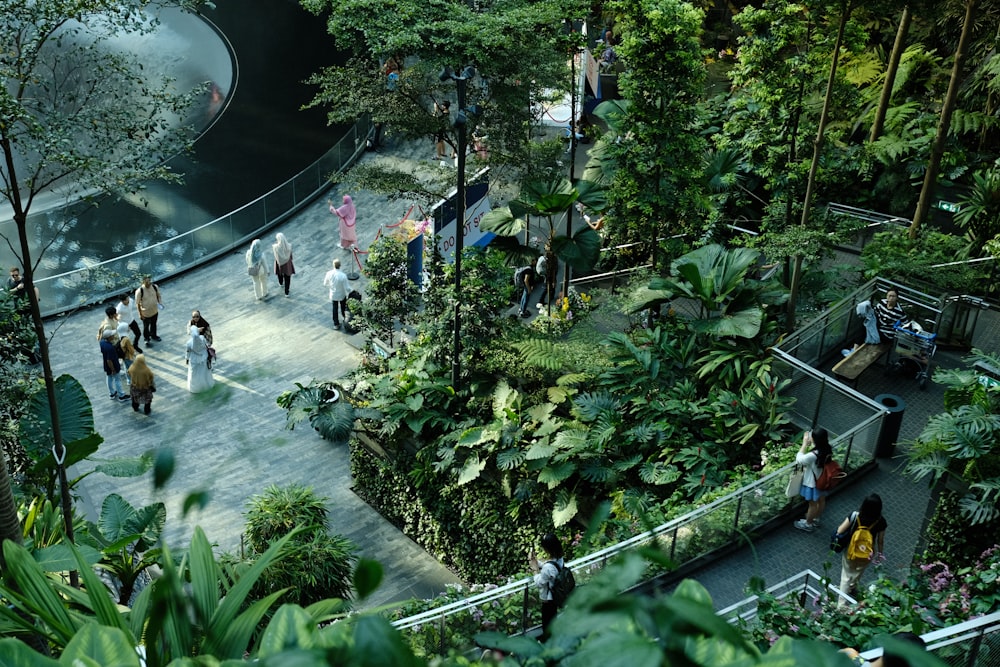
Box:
[0,0,346,301]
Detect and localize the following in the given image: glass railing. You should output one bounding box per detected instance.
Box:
[36,117,374,317]
[723,570,1000,667]
[389,360,886,654]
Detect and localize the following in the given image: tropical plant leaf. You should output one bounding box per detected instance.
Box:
[513,339,563,370]
[456,455,487,485]
[538,461,575,487]
[479,206,526,236]
[60,624,141,667]
[256,604,318,657]
[19,374,95,459]
[551,227,601,271]
[98,494,136,544]
[552,493,578,527]
[32,543,102,572]
[90,454,153,478]
[496,449,527,470]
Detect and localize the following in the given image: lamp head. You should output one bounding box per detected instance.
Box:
[460,65,477,79]
[439,66,455,82]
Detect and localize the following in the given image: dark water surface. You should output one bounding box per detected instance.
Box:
[2,0,345,280]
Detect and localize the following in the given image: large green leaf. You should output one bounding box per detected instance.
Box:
[551,227,601,271]
[0,637,60,666]
[575,179,607,212]
[311,398,356,445]
[29,433,102,478]
[592,99,629,131]
[98,494,136,543]
[33,543,101,572]
[479,206,526,236]
[689,308,764,339]
[256,605,318,657]
[19,375,95,460]
[126,502,166,550]
[456,455,487,485]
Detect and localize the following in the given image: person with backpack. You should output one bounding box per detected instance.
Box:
[835,493,887,604]
[134,276,163,345]
[529,533,575,638]
[515,265,535,318]
[793,426,833,532]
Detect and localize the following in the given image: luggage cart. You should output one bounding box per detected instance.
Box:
[890,323,937,389]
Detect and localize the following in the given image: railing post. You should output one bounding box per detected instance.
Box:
[964,625,986,667]
[798,571,810,607]
[438,612,446,656]
[812,376,827,427]
[670,525,678,560]
[732,496,743,540]
[521,582,531,634]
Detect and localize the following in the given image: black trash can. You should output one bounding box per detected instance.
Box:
[874,393,906,458]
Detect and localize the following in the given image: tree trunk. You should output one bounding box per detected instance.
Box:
[787,0,853,332]
[1,136,78,586]
[909,0,977,239]
[869,5,911,142]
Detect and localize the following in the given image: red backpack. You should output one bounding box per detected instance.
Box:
[815,457,845,491]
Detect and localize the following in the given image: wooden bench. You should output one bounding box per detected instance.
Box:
[832,343,889,385]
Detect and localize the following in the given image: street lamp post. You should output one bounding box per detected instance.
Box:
[440,66,476,388]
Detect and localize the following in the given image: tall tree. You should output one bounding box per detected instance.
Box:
[787,0,856,331]
[869,5,913,142]
[604,0,708,264]
[909,0,978,237]
[300,0,585,183]
[0,0,199,557]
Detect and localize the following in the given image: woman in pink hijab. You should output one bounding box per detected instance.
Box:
[328,195,358,249]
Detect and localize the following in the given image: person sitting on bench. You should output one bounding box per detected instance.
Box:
[874,288,910,343]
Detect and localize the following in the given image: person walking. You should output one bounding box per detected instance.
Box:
[328,195,358,250]
[100,328,129,403]
[188,310,213,346]
[835,493,887,604]
[127,353,156,415]
[323,258,350,330]
[529,533,565,639]
[245,238,270,300]
[116,293,142,352]
[272,233,295,297]
[135,276,163,345]
[793,426,833,532]
[185,325,215,393]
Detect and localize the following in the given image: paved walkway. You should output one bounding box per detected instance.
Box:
[670,310,1000,610]
[46,130,997,614]
[48,137,473,609]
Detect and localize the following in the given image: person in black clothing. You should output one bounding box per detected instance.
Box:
[528,533,565,639]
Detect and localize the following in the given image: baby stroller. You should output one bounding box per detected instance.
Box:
[890,322,937,389]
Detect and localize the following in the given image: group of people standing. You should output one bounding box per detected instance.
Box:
[793,427,888,605]
[96,278,217,414]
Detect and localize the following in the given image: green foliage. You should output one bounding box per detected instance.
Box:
[354,235,419,347]
[350,442,541,582]
[276,380,356,444]
[87,493,166,605]
[300,0,586,177]
[235,484,357,606]
[955,167,1000,256]
[860,228,991,294]
[634,244,788,339]
[480,177,605,273]
[923,490,1000,567]
[605,0,709,245]
[907,350,1000,525]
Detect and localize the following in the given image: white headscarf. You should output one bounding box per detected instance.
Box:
[273,233,293,265]
[247,238,263,267]
[188,325,206,353]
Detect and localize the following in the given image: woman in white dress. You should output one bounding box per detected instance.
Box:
[246,238,270,300]
[185,325,215,393]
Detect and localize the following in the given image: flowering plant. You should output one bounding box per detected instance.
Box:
[530,287,594,334]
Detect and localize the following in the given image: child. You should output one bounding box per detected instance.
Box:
[116,322,137,385]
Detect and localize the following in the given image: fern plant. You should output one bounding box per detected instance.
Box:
[906,349,1000,524]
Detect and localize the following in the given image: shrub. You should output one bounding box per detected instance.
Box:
[234,483,357,605]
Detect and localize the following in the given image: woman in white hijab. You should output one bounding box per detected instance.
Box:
[185,325,215,393]
[272,233,295,297]
[246,238,270,300]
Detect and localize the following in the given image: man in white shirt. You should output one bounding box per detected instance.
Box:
[116,293,142,352]
[323,259,350,330]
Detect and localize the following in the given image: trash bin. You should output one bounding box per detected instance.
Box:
[874,393,906,458]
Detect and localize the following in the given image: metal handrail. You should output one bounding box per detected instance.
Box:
[34,116,374,317]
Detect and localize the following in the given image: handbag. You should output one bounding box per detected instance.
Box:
[830,512,857,552]
[248,264,260,277]
[784,465,804,498]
